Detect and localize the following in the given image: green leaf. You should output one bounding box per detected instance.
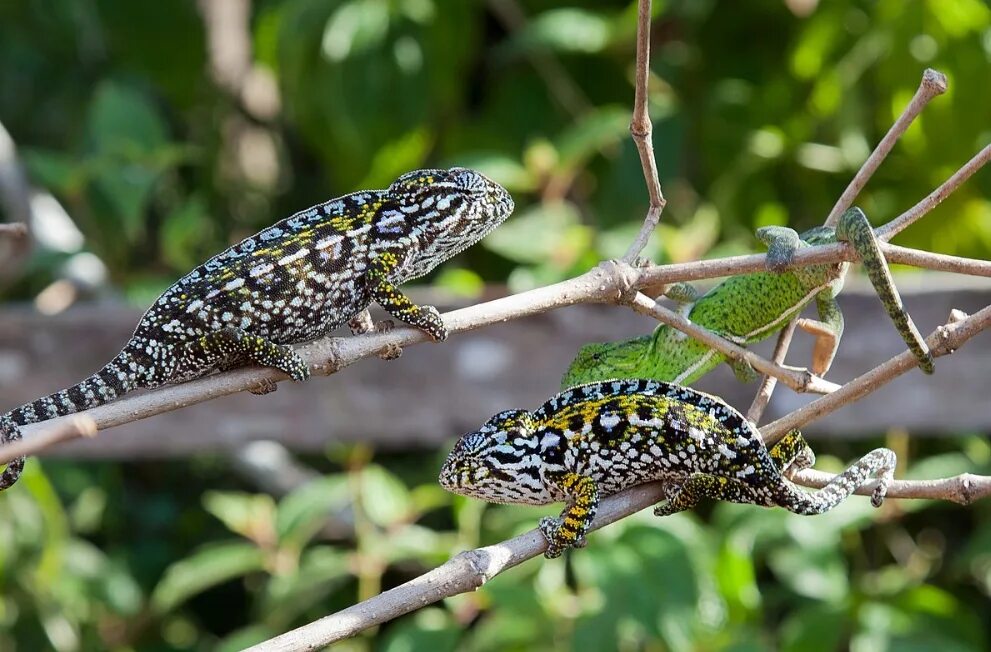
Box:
[275,476,352,548]
[555,106,632,169]
[482,201,591,266]
[359,464,412,528]
[86,81,168,155]
[508,8,612,55]
[203,491,277,541]
[151,541,266,613]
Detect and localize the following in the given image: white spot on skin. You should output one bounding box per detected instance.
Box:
[250,263,274,277]
[717,444,737,460]
[599,413,621,430]
[223,278,245,291]
[278,248,309,266]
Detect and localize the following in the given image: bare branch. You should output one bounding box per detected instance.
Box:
[824,68,947,227]
[761,304,991,446]
[622,0,667,262]
[245,453,991,649]
[746,319,798,423]
[627,292,839,394]
[4,240,988,466]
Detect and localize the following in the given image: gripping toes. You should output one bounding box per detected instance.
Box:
[538,516,566,558]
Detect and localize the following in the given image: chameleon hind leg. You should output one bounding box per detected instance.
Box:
[540,471,600,558]
[772,447,896,514]
[367,252,448,342]
[768,429,816,474]
[836,208,934,374]
[0,416,24,490]
[653,473,772,517]
[183,328,310,382]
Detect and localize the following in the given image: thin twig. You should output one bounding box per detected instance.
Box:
[824,68,947,227]
[761,304,990,446]
[622,0,667,262]
[627,293,839,394]
[878,143,991,240]
[746,319,798,422]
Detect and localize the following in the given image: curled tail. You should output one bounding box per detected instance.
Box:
[774,447,897,515]
[0,349,145,490]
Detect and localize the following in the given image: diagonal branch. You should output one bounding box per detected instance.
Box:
[626,292,839,394]
[824,68,947,227]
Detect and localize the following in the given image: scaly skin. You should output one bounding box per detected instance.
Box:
[440,379,896,558]
[0,167,514,490]
[561,208,933,389]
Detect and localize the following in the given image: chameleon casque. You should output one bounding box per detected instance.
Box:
[561,208,933,388]
[0,167,514,489]
[440,379,895,558]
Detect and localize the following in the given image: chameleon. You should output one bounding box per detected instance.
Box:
[561,207,934,388]
[440,378,895,558]
[0,167,514,490]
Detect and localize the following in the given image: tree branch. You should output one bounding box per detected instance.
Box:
[626,292,839,394]
[746,319,798,422]
[824,68,947,227]
[622,0,667,262]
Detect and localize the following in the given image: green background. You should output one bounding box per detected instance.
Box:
[1,1,990,650]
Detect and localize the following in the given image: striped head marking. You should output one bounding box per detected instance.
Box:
[389,167,515,279]
[439,409,554,506]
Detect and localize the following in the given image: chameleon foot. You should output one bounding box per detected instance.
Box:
[249,378,279,396]
[538,516,566,558]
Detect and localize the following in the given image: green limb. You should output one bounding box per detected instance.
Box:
[540,471,600,558]
[663,282,702,304]
[653,473,768,517]
[728,358,760,383]
[836,208,934,374]
[756,226,805,272]
[367,253,448,342]
[185,328,309,382]
[796,292,844,375]
[772,447,896,514]
[767,430,816,473]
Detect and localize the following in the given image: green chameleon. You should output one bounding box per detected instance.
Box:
[561,207,933,388]
[440,379,895,558]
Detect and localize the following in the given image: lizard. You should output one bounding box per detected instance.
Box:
[561,207,934,389]
[440,378,895,558]
[0,167,515,490]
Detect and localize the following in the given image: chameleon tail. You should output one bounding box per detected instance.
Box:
[774,447,896,515]
[0,348,146,490]
[837,209,934,373]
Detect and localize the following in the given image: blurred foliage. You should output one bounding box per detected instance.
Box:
[1,0,991,650]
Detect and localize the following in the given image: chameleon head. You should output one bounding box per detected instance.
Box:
[560,336,653,389]
[387,167,515,278]
[439,409,554,505]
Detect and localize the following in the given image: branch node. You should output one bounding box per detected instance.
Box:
[922,67,949,94]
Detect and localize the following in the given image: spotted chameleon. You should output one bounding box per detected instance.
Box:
[440,379,895,558]
[0,167,514,489]
[561,208,933,389]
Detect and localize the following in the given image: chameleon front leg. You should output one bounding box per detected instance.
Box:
[183,328,310,382]
[366,252,448,342]
[795,291,844,375]
[836,208,934,374]
[539,471,600,558]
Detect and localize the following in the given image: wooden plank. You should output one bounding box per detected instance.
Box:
[0,275,988,458]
